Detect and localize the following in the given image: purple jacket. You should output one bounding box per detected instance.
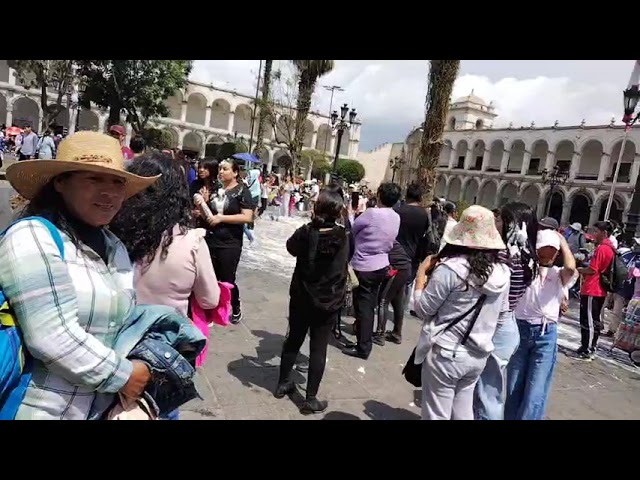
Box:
[351,207,400,272]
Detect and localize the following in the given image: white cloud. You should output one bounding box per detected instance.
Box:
[190,60,631,151]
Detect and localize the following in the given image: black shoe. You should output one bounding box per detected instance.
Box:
[341,338,357,348]
[274,381,295,399]
[603,330,615,338]
[294,362,309,373]
[385,331,402,344]
[300,397,328,415]
[409,310,418,318]
[372,333,385,346]
[576,349,592,361]
[230,309,243,325]
[342,346,369,360]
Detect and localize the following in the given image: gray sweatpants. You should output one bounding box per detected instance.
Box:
[421,345,489,420]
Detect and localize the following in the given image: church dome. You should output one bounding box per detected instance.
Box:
[453,91,487,106]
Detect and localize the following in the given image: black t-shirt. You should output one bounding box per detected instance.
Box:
[205,183,253,249]
[393,203,430,263]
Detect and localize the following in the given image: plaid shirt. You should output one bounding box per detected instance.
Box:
[0,220,136,420]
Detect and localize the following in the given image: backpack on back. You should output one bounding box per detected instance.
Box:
[0,216,64,420]
[600,245,629,294]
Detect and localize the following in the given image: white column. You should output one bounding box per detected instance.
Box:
[67,109,77,135]
[311,131,318,151]
[589,204,600,226]
[98,114,107,133]
[267,152,274,173]
[5,106,12,126]
[631,159,640,185]
[180,102,187,123]
[448,148,457,169]
[598,152,610,183]
[536,198,546,220]
[199,141,206,158]
[177,130,185,149]
[227,112,235,133]
[561,201,572,226]
[463,149,474,170]
[125,124,133,145]
[520,151,532,175]
[500,149,510,173]
[481,149,490,171]
[204,106,212,128]
[569,151,581,179]
[544,151,555,172]
[8,68,16,86]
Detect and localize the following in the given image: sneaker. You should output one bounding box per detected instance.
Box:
[576,349,592,361]
[372,333,385,347]
[230,310,243,325]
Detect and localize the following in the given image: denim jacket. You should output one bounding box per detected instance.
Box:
[89,304,206,419]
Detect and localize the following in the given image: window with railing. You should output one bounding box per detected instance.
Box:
[606,163,631,183]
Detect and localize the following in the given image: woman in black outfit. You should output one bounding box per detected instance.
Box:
[194,157,253,324]
[275,186,353,415]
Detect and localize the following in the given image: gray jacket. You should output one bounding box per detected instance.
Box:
[414,257,510,361]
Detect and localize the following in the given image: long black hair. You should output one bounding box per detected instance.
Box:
[309,186,347,271]
[438,244,505,284]
[500,202,539,285]
[190,157,219,194]
[110,152,192,264]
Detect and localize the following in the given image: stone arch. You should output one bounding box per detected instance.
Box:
[488,140,504,171]
[463,178,479,204]
[478,180,498,209]
[577,138,604,180]
[475,119,484,129]
[608,138,636,183]
[186,92,207,125]
[273,149,292,174]
[183,131,204,153]
[316,124,331,152]
[0,94,6,127]
[77,108,100,131]
[454,140,468,169]
[165,91,183,120]
[553,139,575,172]
[439,140,452,167]
[596,192,626,224]
[530,139,549,175]
[569,189,593,227]
[303,119,315,148]
[163,128,179,148]
[543,187,565,223]
[210,98,231,130]
[520,184,541,210]
[471,140,485,170]
[498,182,518,206]
[507,139,526,173]
[254,146,270,163]
[448,177,462,201]
[434,175,447,197]
[233,104,252,136]
[12,96,40,131]
[50,106,69,131]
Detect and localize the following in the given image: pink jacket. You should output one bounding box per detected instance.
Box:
[191,282,233,367]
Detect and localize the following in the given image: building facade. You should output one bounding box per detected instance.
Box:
[0,61,362,174]
[396,93,639,228]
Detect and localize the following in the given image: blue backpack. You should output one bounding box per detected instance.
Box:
[0,216,64,420]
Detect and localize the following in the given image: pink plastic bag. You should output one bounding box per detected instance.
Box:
[190,282,233,368]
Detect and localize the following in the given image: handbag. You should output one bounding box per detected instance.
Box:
[402,294,487,388]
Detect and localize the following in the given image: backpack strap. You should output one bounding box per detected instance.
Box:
[1,216,65,260]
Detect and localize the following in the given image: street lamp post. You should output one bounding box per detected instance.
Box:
[389,154,406,183]
[541,165,569,218]
[622,83,640,235]
[331,103,356,176]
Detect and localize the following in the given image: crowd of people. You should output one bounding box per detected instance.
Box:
[1,128,639,421]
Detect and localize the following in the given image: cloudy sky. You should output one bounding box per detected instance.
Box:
[191,60,634,152]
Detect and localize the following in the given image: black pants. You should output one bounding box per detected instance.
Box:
[353,267,389,356]
[18,152,31,161]
[258,198,268,216]
[208,241,242,314]
[579,295,606,352]
[376,267,411,336]
[279,301,336,398]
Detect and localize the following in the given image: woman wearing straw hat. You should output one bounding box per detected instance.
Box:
[0,131,160,420]
[413,206,510,420]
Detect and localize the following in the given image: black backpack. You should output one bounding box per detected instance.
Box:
[600,245,629,294]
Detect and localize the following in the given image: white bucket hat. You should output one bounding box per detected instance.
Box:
[443,205,506,250]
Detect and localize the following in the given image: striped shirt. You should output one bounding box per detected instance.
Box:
[498,250,527,311]
[0,220,136,420]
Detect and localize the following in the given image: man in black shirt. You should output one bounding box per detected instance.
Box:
[394,182,431,279]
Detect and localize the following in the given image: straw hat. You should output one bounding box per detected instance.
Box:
[443,205,506,250]
[6,131,160,200]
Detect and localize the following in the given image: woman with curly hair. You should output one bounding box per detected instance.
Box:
[110,152,220,419]
[413,206,510,420]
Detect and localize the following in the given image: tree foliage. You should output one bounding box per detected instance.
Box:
[300,149,329,179]
[77,60,192,133]
[417,60,460,206]
[253,60,273,157]
[7,60,77,131]
[141,128,174,151]
[337,159,365,184]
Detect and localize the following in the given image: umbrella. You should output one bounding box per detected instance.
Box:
[232,152,260,164]
[6,126,22,136]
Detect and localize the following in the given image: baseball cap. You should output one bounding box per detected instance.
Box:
[108,125,126,136]
[536,229,560,250]
[539,217,559,230]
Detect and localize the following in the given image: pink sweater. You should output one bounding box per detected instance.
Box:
[134,225,220,317]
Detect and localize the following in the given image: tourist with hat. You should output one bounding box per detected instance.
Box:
[505,229,577,420]
[538,217,559,231]
[0,131,159,419]
[108,124,134,162]
[413,205,510,420]
[564,222,586,255]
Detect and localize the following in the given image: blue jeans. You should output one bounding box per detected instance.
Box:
[162,409,180,420]
[243,225,254,242]
[505,320,558,420]
[473,311,520,420]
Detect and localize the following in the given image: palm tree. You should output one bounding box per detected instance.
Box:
[290,60,335,175]
[253,59,273,158]
[418,60,460,206]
